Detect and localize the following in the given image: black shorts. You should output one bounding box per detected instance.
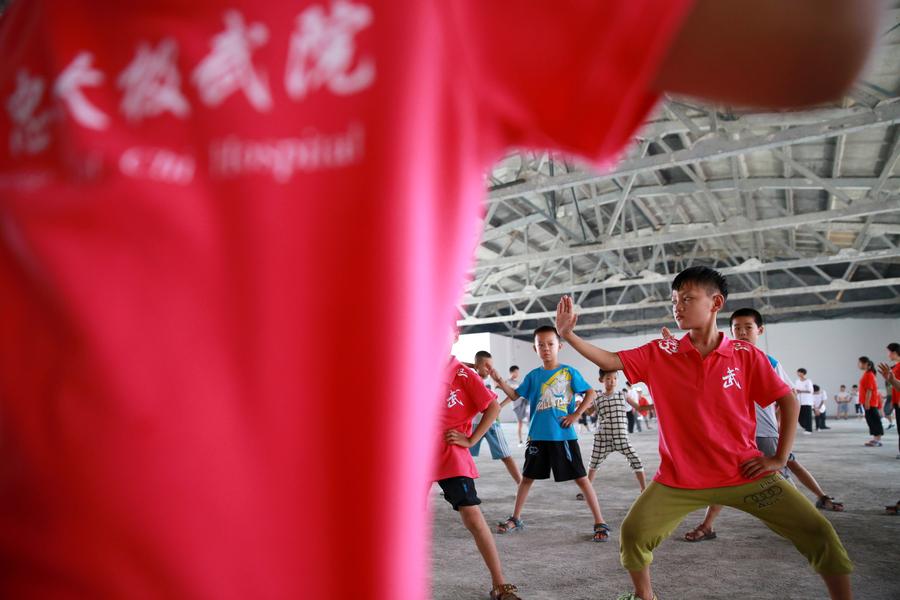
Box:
[437,476,481,511]
[522,440,586,482]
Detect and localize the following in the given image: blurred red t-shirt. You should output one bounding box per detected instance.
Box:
[0,1,692,597]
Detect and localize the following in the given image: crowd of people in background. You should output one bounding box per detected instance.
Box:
[788,343,900,460]
[436,265,900,600]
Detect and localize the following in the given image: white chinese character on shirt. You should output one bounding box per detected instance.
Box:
[118,38,190,122]
[722,367,742,389]
[447,389,464,409]
[657,338,679,355]
[192,10,272,112]
[284,0,375,100]
[6,69,53,155]
[54,52,110,130]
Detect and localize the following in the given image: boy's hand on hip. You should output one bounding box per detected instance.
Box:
[444,429,473,448]
[560,414,577,428]
[739,455,785,480]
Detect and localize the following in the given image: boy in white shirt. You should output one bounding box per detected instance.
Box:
[813,384,830,431]
[794,369,815,434]
[834,385,851,420]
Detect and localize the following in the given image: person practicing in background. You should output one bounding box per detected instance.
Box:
[852,384,863,418]
[636,388,654,430]
[507,366,528,447]
[813,384,830,431]
[883,375,895,432]
[834,385,851,420]
[436,350,522,600]
[878,343,900,459]
[578,396,594,434]
[877,359,900,512]
[556,266,853,600]
[794,369,815,434]
[576,368,646,501]
[470,351,522,486]
[491,326,610,542]
[859,357,884,447]
[682,307,844,543]
[625,383,642,433]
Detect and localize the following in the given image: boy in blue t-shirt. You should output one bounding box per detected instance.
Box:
[490,325,610,542]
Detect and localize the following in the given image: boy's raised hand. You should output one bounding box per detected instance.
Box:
[555,296,578,337]
[660,326,674,340]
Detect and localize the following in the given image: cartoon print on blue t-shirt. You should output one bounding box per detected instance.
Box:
[536,369,575,413]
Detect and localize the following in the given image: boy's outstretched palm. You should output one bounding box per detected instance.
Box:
[556,296,578,337]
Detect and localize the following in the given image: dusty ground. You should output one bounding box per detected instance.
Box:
[430,418,899,599]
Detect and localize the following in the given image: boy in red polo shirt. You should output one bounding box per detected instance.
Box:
[437,352,522,600]
[556,266,853,600]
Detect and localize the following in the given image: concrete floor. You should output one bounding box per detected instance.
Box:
[430,418,899,599]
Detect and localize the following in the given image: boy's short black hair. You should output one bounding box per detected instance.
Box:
[672,266,728,299]
[813,384,820,392]
[729,307,763,328]
[852,384,858,389]
[533,325,560,340]
[474,350,492,362]
[509,365,519,372]
[888,343,900,354]
[797,368,807,375]
[598,368,616,379]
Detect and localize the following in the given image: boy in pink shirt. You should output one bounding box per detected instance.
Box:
[437,354,521,600]
[556,266,852,600]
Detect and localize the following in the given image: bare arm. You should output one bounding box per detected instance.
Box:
[740,392,798,479]
[652,0,879,107]
[445,400,500,448]
[561,389,597,428]
[489,368,520,408]
[556,296,624,371]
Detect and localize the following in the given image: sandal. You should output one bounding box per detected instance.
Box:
[616,594,658,600]
[864,440,883,447]
[684,524,716,542]
[496,515,524,534]
[592,522,610,543]
[489,583,521,600]
[815,495,845,512]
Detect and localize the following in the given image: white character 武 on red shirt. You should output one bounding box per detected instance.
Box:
[192,10,272,112]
